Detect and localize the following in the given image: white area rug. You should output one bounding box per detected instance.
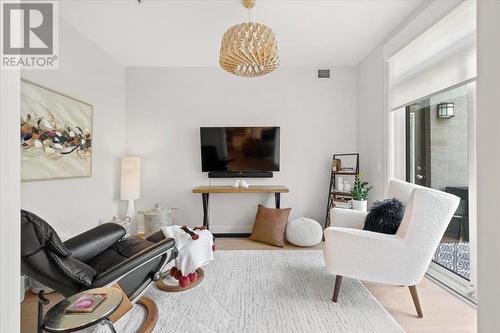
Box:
[90,250,403,333]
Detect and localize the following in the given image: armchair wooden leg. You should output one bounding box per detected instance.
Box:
[409,285,423,318]
[332,275,343,302]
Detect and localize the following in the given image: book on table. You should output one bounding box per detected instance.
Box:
[65,293,107,313]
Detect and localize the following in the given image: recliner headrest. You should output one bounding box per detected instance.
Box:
[21,210,71,258]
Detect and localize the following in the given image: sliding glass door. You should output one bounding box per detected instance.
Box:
[404,82,476,300]
[405,100,431,187]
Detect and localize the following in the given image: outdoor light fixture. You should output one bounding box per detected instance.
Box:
[219,0,279,77]
[437,102,455,119]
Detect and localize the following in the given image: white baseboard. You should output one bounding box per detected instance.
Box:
[209,225,253,234]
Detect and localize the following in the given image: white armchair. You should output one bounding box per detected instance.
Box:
[323,179,460,317]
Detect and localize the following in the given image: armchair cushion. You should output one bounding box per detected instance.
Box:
[330,208,367,229]
[64,223,126,262]
[88,236,156,274]
[364,198,405,235]
[324,227,415,285]
[47,251,96,286]
[21,210,70,258]
[91,238,176,288]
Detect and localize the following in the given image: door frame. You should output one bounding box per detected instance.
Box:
[387,80,477,303]
[0,70,21,332]
[405,101,431,187]
[426,81,478,304]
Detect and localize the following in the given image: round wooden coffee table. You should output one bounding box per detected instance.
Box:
[43,287,123,333]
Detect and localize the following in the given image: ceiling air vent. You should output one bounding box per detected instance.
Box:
[317,69,331,79]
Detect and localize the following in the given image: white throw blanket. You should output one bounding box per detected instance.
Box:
[161,225,214,276]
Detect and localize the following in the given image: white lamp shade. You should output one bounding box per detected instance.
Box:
[121,157,141,200]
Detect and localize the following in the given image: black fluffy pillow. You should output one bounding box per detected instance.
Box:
[363,198,405,235]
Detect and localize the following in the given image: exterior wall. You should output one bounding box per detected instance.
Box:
[429,86,468,191]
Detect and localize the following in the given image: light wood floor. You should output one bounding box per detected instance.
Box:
[21,238,476,333]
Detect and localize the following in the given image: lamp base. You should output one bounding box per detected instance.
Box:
[126,200,135,218]
[126,200,142,234]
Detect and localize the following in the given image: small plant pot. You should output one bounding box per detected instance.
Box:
[352,200,367,212]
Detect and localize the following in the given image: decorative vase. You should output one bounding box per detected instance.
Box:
[352,200,367,212]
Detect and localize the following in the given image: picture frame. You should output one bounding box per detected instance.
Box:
[20,79,93,182]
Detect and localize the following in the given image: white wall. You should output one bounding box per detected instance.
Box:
[355,1,464,204]
[429,87,469,191]
[356,46,386,203]
[477,1,500,332]
[126,67,357,233]
[0,70,21,333]
[20,19,127,236]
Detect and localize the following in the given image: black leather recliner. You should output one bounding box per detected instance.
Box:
[21,209,177,303]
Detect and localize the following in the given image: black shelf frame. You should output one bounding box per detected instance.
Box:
[324,153,360,229]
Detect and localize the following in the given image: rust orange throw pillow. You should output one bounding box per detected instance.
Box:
[249,204,291,247]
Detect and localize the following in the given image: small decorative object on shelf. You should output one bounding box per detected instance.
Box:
[351,173,373,212]
[332,159,341,172]
[325,153,360,228]
[344,180,351,192]
[65,292,107,313]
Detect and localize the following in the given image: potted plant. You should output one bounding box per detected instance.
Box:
[351,173,373,212]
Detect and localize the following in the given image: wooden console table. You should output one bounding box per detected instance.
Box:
[192,185,289,231]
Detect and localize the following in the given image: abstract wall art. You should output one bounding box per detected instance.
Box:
[20,79,93,181]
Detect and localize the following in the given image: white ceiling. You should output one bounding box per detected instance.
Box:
[60,0,423,67]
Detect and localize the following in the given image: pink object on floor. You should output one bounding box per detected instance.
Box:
[179,276,190,288]
[188,272,198,283]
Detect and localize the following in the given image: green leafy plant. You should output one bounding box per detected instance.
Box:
[351,173,373,201]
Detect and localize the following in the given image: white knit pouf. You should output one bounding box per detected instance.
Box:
[286,217,323,247]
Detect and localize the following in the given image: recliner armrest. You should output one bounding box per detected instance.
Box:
[64,223,126,262]
[91,238,176,287]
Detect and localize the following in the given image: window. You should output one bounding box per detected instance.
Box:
[386,1,477,303]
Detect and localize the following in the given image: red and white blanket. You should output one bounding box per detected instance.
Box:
[161,225,214,276]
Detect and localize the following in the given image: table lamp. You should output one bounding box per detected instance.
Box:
[121,157,141,232]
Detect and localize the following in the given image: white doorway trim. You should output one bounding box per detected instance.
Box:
[0,70,21,333]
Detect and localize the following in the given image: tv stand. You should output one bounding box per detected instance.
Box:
[192,185,289,233]
[208,171,273,178]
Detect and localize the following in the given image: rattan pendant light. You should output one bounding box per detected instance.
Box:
[219,0,279,77]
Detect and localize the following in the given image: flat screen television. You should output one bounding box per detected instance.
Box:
[200,127,280,173]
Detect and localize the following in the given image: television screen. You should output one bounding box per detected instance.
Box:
[200,127,280,172]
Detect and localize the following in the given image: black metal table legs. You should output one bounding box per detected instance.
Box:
[201,192,281,230]
[202,193,210,230]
